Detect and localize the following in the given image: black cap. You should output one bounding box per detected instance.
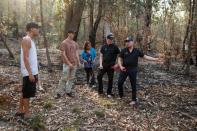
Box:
[68,29,76,34]
[124,36,133,42]
[106,33,114,40]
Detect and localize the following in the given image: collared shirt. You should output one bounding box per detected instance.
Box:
[119,48,144,69]
[100,43,120,67]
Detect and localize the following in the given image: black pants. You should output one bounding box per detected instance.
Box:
[118,68,137,101]
[97,67,114,94]
[84,68,95,85]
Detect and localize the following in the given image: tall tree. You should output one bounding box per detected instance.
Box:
[40,0,52,72]
[89,0,103,48]
[185,0,196,75]
[64,0,74,37]
[0,14,14,59]
[143,0,152,52]
[0,34,14,59]
[64,0,85,41]
[194,0,197,66]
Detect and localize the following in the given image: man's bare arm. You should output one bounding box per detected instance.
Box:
[61,50,72,66]
[99,53,103,68]
[76,50,80,65]
[143,55,163,63]
[143,55,158,61]
[118,57,123,67]
[118,57,126,71]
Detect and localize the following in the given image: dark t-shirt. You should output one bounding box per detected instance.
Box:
[119,48,144,69]
[100,44,120,67]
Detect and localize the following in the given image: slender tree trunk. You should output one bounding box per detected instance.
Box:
[143,0,152,52]
[193,0,197,66]
[64,0,85,41]
[182,21,190,58]
[0,34,14,59]
[40,0,52,72]
[89,0,94,34]
[83,19,87,40]
[185,0,195,75]
[71,0,85,41]
[89,0,103,48]
[64,0,74,37]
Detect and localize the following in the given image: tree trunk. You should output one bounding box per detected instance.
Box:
[143,0,152,52]
[0,34,14,59]
[182,21,190,58]
[40,0,52,72]
[64,0,74,37]
[89,0,103,48]
[185,0,195,75]
[64,0,85,41]
[71,0,85,41]
[193,0,197,66]
[89,0,94,34]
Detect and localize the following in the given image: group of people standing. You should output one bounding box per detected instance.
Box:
[55,28,162,105]
[16,22,162,119]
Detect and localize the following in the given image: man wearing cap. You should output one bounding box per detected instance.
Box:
[118,36,162,106]
[97,33,120,98]
[56,30,80,98]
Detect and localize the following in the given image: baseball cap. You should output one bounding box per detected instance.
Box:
[106,33,114,40]
[124,36,133,42]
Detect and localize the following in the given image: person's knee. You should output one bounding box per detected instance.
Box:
[97,74,102,80]
[118,80,124,87]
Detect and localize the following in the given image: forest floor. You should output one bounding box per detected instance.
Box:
[0,51,197,131]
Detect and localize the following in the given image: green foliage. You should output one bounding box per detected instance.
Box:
[94,110,105,118]
[43,100,53,109]
[72,106,81,114]
[64,127,76,131]
[29,114,46,131]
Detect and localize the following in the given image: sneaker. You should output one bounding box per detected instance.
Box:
[98,92,104,97]
[117,96,123,100]
[66,93,74,97]
[129,99,139,107]
[55,93,61,99]
[92,85,96,88]
[107,94,114,98]
[129,101,136,106]
[98,91,103,95]
[14,112,25,118]
[107,95,112,98]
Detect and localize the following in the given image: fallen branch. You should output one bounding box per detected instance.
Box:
[178,111,197,123]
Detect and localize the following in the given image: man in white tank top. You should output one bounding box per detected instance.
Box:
[16,22,39,119]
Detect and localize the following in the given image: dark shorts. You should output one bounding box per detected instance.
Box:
[22,75,38,98]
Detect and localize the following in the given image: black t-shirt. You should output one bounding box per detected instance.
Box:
[119,48,144,68]
[100,44,120,67]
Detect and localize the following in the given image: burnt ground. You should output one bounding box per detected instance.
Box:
[0,53,196,131]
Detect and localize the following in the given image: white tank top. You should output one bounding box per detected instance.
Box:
[21,35,38,77]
